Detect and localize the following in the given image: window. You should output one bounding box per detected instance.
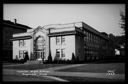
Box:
[19,40,25,47]
[61,49,65,57]
[56,36,65,45]
[36,37,44,50]
[87,32,88,36]
[61,36,65,44]
[19,50,27,59]
[94,36,96,42]
[19,50,24,59]
[23,51,26,58]
[54,49,61,60]
[84,31,86,34]
[56,49,60,57]
[37,44,43,50]
[56,37,61,45]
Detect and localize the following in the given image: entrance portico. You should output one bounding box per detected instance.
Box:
[31,26,49,63]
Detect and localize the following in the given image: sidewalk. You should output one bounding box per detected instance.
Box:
[42,64,86,71]
[47,71,125,80]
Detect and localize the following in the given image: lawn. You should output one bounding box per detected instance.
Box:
[3,64,70,70]
[54,76,125,82]
[3,74,58,82]
[57,63,125,74]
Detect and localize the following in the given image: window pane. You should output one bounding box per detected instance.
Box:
[56,49,60,57]
[61,49,65,57]
[56,37,61,45]
[19,40,24,47]
[23,51,26,58]
[36,37,45,50]
[19,50,23,59]
[61,36,65,44]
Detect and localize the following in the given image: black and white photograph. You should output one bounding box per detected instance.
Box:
[2,4,125,82]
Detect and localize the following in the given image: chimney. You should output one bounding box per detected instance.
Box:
[14,19,17,24]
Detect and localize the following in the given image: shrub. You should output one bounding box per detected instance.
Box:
[71,53,76,63]
[20,59,25,63]
[24,52,29,62]
[47,51,52,63]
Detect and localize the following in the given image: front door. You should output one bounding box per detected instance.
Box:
[36,51,43,60]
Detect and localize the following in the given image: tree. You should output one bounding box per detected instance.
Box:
[71,53,76,63]
[120,11,125,35]
[119,11,125,49]
[24,52,29,62]
[47,51,52,63]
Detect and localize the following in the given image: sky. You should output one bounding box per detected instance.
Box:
[3,4,125,36]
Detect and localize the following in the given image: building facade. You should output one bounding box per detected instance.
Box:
[12,22,114,63]
[3,20,32,62]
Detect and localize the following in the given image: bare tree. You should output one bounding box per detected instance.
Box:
[119,11,125,35]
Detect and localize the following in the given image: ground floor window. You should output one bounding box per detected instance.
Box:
[55,49,65,60]
[19,51,23,59]
[19,50,26,59]
[55,49,60,60]
[61,48,65,57]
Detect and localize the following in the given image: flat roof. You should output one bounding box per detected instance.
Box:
[43,21,109,40]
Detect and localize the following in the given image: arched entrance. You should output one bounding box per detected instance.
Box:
[34,35,46,61]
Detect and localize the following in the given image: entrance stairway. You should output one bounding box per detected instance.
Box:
[25,60,43,64]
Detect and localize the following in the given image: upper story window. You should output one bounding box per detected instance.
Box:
[86,32,88,37]
[36,37,45,50]
[88,33,90,38]
[84,31,86,34]
[56,36,61,45]
[56,36,65,45]
[19,40,25,47]
[61,36,65,44]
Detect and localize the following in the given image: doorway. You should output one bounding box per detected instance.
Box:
[36,51,44,60]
